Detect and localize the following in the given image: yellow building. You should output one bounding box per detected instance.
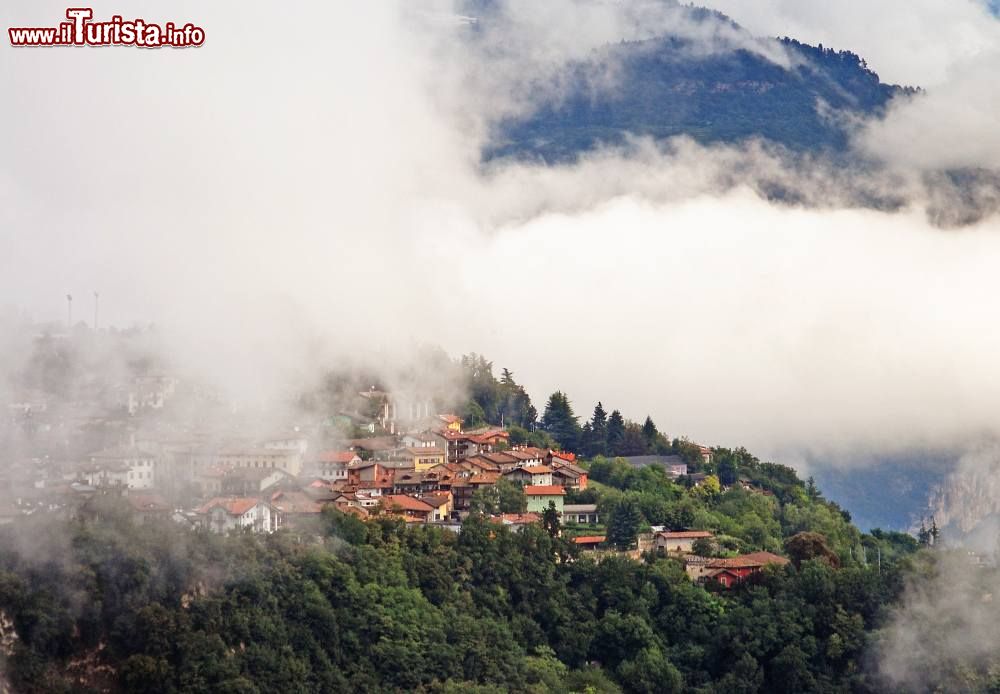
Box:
[401,446,447,471]
[437,414,463,432]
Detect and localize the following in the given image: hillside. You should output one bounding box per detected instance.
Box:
[0,457,922,693]
[483,8,913,162]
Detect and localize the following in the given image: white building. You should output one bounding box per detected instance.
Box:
[215,447,303,477]
[82,446,157,490]
[197,497,276,534]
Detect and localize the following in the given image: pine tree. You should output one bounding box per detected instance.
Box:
[584,402,608,457]
[641,416,658,447]
[606,410,626,456]
[542,502,561,538]
[917,520,930,546]
[541,391,581,452]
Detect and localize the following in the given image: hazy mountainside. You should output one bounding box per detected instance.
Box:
[810,445,1000,550]
[482,5,912,162]
[810,457,951,533]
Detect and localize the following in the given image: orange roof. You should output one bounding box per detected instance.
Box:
[550,450,576,462]
[521,465,552,474]
[382,495,434,512]
[469,472,500,485]
[659,530,714,539]
[707,551,789,569]
[524,485,565,496]
[198,497,260,516]
[573,535,606,544]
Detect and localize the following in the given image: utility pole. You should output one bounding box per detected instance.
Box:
[66,294,73,328]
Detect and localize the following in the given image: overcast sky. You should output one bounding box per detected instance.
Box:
[4,1,1000,459]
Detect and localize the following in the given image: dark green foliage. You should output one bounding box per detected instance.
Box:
[461,355,537,429]
[607,497,643,550]
[470,478,528,515]
[540,391,582,452]
[0,460,924,693]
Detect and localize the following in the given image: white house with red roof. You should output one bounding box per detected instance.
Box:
[197,497,275,534]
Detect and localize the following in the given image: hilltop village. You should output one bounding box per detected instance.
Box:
[1,326,820,588]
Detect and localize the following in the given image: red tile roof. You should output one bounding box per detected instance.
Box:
[707,551,790,569]
[573,535,606,545]
[524,485,566,496]
[659,530,714,539]
[382,495,434,513]
[198,497,260,516]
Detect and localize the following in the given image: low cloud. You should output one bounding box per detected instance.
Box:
[2,0,1000,461]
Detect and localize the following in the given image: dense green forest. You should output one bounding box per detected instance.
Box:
[0,458,938,693]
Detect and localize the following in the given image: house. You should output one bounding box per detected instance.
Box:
[401,432,439,448]
[524,485,566,514]
[465,429,511,452]
[126,492,172,524]
[269,490,324,526]
[550,460,589,490]
[392,470,427,495]
[397,446,446,471]
[197,497,275,534]
[348,461,395,485]
[437,414,463,431]
[83,446,157,490]
[573,535,606,550]
[478,451,520,471]
[221,467,291,497]
[508,448,546,467]
[313,450,361,481]
[655,530,714,554]
[381,494,435,523]
[435,430,479,462]
[499,512,542,529]
[683,555,714,581]
[215,447,303,477]
[461,456,501,474]
[705,552,790,587]
[417,492,453,521]
[547,450,577,465]
[562,504,600,524]
[503,465,553,486]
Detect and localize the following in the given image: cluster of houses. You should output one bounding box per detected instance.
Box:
[5,368,794,589]
[655,529,789,587]
[53,414,599,534]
